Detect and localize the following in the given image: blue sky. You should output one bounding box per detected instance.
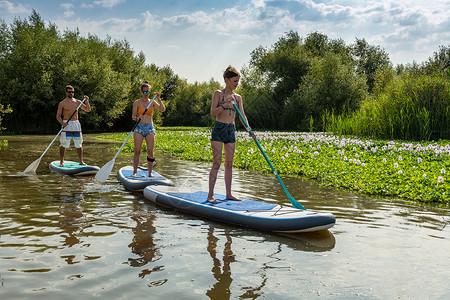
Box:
[1,0,449,83]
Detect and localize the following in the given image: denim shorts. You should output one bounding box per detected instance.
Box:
[211,121,236,144]
[134,123,155,137]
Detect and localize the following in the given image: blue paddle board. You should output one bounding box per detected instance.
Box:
[143,185,335,233]
[49,160,100,176]
[117,165,174,191]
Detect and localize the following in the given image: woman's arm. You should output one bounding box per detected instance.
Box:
[210,90,224,117]
[153,92,166,112]
[131,100,139,121]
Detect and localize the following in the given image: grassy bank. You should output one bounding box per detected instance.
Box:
[98,127,450,205]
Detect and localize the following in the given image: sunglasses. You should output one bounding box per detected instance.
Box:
[142,91,151,94]
[67,91,75,94]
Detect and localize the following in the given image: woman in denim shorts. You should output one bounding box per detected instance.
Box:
[207,66,255,203]
[131,81,166,177]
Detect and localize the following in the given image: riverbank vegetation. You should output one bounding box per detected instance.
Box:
[98,128,449,205]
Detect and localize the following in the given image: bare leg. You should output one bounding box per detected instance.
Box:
[132,132,144,177]
[76,146,86,165]
[224,142,241,201]
[59,146,66,166]
[145,133,156,177]
[207,141,223,203]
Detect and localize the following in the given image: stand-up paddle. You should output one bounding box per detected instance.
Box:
[24,97,87,174]
[95,95,157,183]
[231,100,306,210]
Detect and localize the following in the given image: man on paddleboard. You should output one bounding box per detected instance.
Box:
[56,85,91,166]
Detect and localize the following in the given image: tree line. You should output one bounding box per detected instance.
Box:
[1,11,449,140]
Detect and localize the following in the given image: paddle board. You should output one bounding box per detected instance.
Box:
[49,160,100,176]
[117,165,174,191]
[143,185,335,233]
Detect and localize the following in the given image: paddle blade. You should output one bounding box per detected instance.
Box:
[289,195,306,210]
[24,158,41,174]
[95,159,115,182]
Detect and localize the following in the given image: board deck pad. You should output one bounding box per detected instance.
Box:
[51,161,95,169]
[121,169,167,181]
[167,190,277,211]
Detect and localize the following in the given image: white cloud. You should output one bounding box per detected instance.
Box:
[159,44,180,50]
[142,11,162,30]
[252,0,266,9]
[60,3,74,10]
[0,1,29,14]
[61,3,74,17]
[93,0,124,9]
[64,10,75,17]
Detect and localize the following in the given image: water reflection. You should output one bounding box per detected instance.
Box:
[128,205,161,268]
[206,226,235,299]
[201,223,335,299]
[127,200,166,287]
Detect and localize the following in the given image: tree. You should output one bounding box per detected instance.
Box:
[352,38,392,93]
[424,45,450,74]
[285,52,367,131]
[0,11,147,133]
[163,79,220,126]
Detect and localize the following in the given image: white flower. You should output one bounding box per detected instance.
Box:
[398,156,403,161]
[418,157,422,163]
[438,176,444,183]
[398,170,403,175]
[441,168,446,174]
[394,163,399,168]
[383,158,386,163]
[361,163,366,167]
[423,174,427,178]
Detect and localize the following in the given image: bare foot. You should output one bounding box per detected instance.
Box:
[131,173,137,177]
[226,195,242,201]
[207,197,218,204]
[79,161,87,165]
[148,173,154,177]
[59,162,64,167]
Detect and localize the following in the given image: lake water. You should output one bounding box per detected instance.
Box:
[0,134,449,299]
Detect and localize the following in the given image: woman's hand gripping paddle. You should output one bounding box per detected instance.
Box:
[231,100,306,210]
[24,97,87,174]
[95,95,157,183]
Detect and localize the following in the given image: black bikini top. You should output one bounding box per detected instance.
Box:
[219,89,236,111]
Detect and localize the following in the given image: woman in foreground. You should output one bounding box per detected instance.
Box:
[207,66,255,203]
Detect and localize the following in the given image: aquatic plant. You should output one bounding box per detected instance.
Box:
[98,128,449,203]
[0,139,8,149]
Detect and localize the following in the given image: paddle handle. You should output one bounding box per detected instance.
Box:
[231,101,306,210]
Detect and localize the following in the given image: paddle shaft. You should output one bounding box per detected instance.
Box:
[38,97,87,160]
[231,101,306,210]
[111,95,157,161]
